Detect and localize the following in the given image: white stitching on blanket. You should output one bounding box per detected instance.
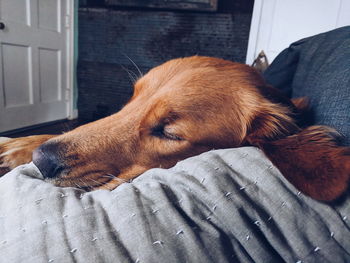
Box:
[35,198,44,204]
[176,229,184,235]
[254,220,261,227]
[59,193,68,198]
[152,240,164,246]
[151,208,159,214]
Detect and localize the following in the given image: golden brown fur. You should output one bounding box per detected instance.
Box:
[0,56,349,201]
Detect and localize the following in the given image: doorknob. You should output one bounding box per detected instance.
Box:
[0,22,5,30]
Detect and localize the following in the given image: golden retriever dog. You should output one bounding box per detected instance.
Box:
[0,56,349,201]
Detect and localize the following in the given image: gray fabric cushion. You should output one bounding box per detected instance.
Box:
[0,147,349,262]
[263,26,350,145]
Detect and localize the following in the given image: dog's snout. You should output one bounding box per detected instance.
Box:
[32,142,64,179]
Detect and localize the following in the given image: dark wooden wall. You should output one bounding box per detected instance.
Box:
[78,0,254,121]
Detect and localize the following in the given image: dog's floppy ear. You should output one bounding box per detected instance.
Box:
[244,86,307,143]
[244,85,349,202]
[252,126,350,202]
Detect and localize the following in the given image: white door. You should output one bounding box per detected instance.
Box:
[246,0,350,64]
[0,0,74,132]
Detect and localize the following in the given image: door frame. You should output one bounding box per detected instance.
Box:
[66,0,77,119]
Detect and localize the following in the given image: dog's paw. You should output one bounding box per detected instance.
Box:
[0,135,56,176]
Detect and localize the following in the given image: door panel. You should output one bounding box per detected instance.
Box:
[38,0,60,32]
[39,48,61,103]
[0,0,70,132]
[2,43,32,107]
[0,0,31,26]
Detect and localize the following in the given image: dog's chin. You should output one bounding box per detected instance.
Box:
[45,171,121,191]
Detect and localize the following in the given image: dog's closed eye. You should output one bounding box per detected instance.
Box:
[151,125,183,141]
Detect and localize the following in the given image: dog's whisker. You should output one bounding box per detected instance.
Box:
[68,179,82,188]
[127,68,139,82]
[73,182,82,188]
[120,65,136,84]
[88,178,105,186]
[102,174,129,183]
[123,53,143,78]
[78,178,92,190]
[114,177,128,183]
[102,174,117,179]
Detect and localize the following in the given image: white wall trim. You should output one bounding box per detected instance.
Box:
[66,0,77,120]
[246,0,263,65]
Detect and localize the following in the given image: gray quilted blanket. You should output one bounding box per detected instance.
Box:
[0,147,349,263]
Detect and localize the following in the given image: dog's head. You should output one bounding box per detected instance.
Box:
[33,56,349,201]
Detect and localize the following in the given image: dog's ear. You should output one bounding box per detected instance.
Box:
[253,126,350,202]
[245,85,303,143]
[243,86,349,201]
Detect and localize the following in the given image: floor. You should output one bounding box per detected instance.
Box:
[0,119,85,138]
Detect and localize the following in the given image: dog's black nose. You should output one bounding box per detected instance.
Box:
[32,142,64,179]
